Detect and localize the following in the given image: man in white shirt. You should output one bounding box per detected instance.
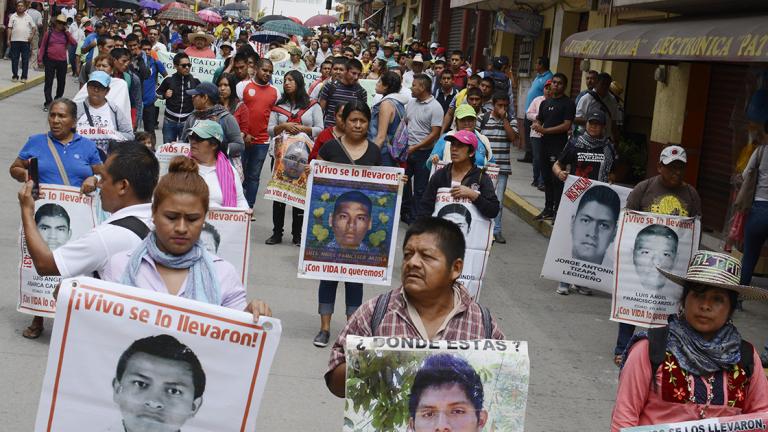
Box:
[25,2,43,68]
[7,0,36,82]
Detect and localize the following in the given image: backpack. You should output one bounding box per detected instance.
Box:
[389,106,409,163]
[272,101,317,124]
[369,291,494,339]
[91,216,150,279]
[647,326,754,389]
[488,70,510,97]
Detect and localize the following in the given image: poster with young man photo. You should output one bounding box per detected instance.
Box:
[203,206,251,285]
[34,277,281,432]
[540,176,631,293]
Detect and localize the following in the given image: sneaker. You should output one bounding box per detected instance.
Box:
[42,104,48,112]
[20,78,27,83]
[11,76,18,82]
[533,210,552,221]
[493,233,507,244]
[292,235,301,246]
[313,330,330,347]
[556,285,571,295]
[537,184,546,192]
[265,234,282,245]
[575,286,593,296]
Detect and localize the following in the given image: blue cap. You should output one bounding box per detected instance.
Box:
[186,82,220,103]
[87,71,111,88]
[189,119,224,142]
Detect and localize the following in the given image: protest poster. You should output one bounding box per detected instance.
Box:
[205,207,251,284]
[620,412,768,432]
[298,160,404,285]
[35,277,281,432]
[433,188,494,299]
[345,337,529,432]
[430,160,500,188]
[156,51,223,83]
[18,185,97,318]
[540,175,632,292]
[610,210,701,328]
[155,142,190,176]
[272,64,321,88]
[263,132,314,209]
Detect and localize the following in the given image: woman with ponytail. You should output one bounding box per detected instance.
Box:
[188,119,247,209]
[101,156,270,321]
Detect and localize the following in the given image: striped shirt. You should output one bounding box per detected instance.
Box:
[325,283,505,376]
[318,80,368,127]
[479,112,517,174]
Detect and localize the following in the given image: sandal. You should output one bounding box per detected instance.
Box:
[22,324,44,339]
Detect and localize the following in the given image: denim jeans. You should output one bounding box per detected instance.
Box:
[739,201,768,285]
[67,44,77,74]
[318,280,363,316]
[540,141,565,212]
[9,41,31,79]
[614,323,636,356]
[162,118,186,144]
[493,174,509,234]
[405,148,431,220]
[530,136,544,186]
[242,143,269,208]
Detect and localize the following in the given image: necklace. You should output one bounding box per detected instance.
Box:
[686,373,716,419]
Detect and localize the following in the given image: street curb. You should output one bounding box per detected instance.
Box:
[503,189,553,238]
[0,75,44,100]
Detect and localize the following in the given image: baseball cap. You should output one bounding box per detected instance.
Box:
[430,42,438,49]
[85,25,94,32]
[492,55,509,68]
[80,16,91,24]
[435,47,445,55]
[455,104,477,119]
[660,145,687,165]
[186,82,220,103]
[446,129,478,150]
[189,120,224,142]
[587,110,606,125]
[412,54,424,63]
[87,71,111,88]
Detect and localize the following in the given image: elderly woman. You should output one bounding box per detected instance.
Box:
[186,120,247,209]
[101,156,268,320]
[75,71,134,160]
[9,98,102,339]
[611,251,768,431]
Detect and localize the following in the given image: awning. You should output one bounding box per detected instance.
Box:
[560,15,768,63]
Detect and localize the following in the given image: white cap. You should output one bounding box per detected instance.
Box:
[430,42,438,49]
[660,145,687,165]
[412,53,424,63]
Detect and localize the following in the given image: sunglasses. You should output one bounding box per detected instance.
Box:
[178,63,191,68]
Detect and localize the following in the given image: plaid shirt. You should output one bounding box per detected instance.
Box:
[325,283,505,377]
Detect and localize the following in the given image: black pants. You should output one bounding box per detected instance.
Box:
[523,118,532,153]
[43,59,67,106]
[142,104,158,132]
[272,201,303,237]
[540,140,566,212]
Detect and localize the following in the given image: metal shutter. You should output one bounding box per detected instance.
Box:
[698,63,749,231]
[447,8,464,52]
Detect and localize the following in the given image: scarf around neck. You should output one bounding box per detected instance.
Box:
[214,151,237,207]
[121,232,222,305]
[667,314,742,376]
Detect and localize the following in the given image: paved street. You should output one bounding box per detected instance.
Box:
[0,81,766,431]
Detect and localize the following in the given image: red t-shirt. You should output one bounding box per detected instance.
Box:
[309,126,336,162]
[237,80,279,144]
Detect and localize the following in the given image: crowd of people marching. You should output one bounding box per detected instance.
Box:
[6,2,768,429]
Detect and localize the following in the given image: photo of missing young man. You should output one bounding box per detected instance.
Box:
[107,334,206,432]
[569,185,620,266]
[34,203,72,251]
[631,224,679,295]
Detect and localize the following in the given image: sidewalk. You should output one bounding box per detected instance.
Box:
[0,56,45,101]
[503,147,553,237]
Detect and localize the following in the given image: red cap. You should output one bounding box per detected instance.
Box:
[435,47,445,55]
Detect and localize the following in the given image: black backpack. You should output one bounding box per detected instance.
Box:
[91,216,150,279]
[369,291,494,339]
[488,70,510,97]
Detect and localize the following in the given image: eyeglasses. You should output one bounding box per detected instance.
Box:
[178,63,191,68]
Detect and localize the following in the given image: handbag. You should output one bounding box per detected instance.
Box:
[734,145,765,212]
[46,137,71,186]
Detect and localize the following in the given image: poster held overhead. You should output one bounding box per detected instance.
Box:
[298,161,404,286]
[34,277,281,432]
[541,175,631,292]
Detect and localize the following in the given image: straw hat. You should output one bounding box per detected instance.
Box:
[658,250,768,301]
[266,47,290,64]
[187,31,215,44]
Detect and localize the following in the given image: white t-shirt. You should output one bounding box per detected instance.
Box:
[152,41,168,53]
[575,91,619,137]
[76,102,126,153]
[8,13,35,42]
[73,77,132,122]
[26,8,42,27]
[198,163,248,209]
[53,203,153,277]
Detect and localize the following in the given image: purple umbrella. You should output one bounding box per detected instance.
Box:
[304,14,337,28]
[140,0,162,9]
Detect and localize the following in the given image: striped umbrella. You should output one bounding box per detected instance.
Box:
[304,14,337,27]
[262,19,313,37]
[156,7,205,26]
[198,8,222,24]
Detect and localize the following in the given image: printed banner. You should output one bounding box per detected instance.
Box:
[263,132,314,209]
[298,161,404,285]
[541,175,631,292]
[272,65,321,88]
[34,277,281,432]
[155,142,190,176]
[433,188,494,299]
[156,51,224,83]
[18,185,97,317]
[430,160,500,188]
[345,337,529,432]
[621,412,768,432]
[610,210,701,327]
[205,207,251,285]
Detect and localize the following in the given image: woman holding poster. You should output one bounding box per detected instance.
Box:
[101,157,270,321]
[611,251,768,431]
[266,70,323,246]
[312,100,381,348]
[187,120,248,209]
[9,97,102,339]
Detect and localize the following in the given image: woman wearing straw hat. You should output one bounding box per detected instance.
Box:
[611,251,768,431]
[185,31,215,59]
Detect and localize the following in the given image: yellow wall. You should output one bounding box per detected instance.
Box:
[650,63,691,144]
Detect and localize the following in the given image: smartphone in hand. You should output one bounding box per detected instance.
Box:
[29,157,40,199]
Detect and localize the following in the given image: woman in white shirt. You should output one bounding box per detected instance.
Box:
[75,70,134,159]
[187,119,248,209]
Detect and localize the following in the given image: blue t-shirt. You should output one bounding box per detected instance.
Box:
[83,33,98,62]
[143,56,167,105]
[525,70,554,110]
[19,133,101,187]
